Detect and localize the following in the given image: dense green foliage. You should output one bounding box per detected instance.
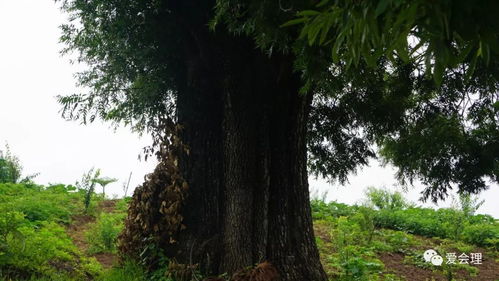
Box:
[285,0,499,84]
[0,183,101,280]
[0,183,81,225]
[311,192,499,248]
[311,189,497,280]
[95,260,147,281]
[0,181,496,280]
[0,180,184,280]
[209,1,499,201]
[363,187,413,210]
[86,212,125,254]
[0,145,23,184]
[57,0,499,203]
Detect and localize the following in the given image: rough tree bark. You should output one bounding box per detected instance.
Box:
[172,32,326,280]
[120,10,327,281]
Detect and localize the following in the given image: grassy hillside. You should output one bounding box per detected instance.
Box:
[0,183,127,281]
[0,183,497,281]
[311,198,499,280]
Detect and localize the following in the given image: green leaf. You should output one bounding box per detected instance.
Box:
[319,14,334,45]
[308,27,322,45]
[395,37,410,63]
[316,0,330,8]
[307,18,324,45]
[332,32,346,63]
[297,10,321,17]
[464,54,478,83]
[456,44,473,63]
[433,61,444,86]
[298,24,310,40]
[280,17,308,28]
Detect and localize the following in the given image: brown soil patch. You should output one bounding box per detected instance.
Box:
[380,252,446,281]
[67,214,95,252]
[314,223,340,278]
[314,222,333,243]
[93,252,117,268]
[99,199,117,213]
[66,200,118,269]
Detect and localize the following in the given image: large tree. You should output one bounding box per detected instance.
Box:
[58,1,499,280]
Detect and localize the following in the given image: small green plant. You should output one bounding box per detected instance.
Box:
[92,176,117,198]
[86,213,124,254]
[364,187,412,210]
[77,168,118,211]
[455,192,485,218]
[76,168,99,213]
[114,198,130,213]
[328,217,385,280]
[354,207,376,244]
[96,260,147,281]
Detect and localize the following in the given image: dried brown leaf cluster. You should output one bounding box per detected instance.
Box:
[118,118,189,263]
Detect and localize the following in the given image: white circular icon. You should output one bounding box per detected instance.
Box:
[423,249,438,262]
[431,255,443,266]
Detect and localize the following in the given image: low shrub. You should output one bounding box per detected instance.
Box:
[0,211,26,260]
[364,187,412,210]
[312,195,499,247]
[311,200,357,220]
[0,183,99,280]
[0,183,83,225]
[86,212,125,254]
[462,224,499,247]
[0,221,100,280]
[96,260,147,281]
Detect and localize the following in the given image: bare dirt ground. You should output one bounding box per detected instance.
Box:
[66,200,118,269]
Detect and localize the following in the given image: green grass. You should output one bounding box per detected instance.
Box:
[311,192,499,281]
[1,182,497,281]
[85,211,126,255]
[0,183,102,280]
[95,260,147,281]
[311,199,499,248]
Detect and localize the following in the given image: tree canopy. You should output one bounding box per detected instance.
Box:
[58,0,499,202]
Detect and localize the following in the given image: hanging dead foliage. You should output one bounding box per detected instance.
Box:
[118,117,189,266]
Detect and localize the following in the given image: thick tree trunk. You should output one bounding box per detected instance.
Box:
[121,23,327,281]
[170,35,327,280]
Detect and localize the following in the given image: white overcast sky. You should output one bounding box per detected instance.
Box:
[1,1,498,217]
